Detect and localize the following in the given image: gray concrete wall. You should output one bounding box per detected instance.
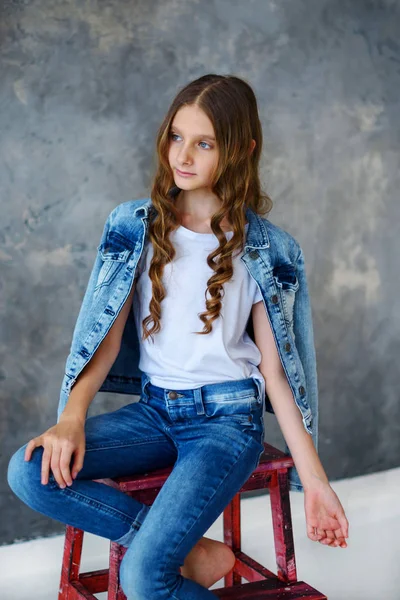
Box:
[1,0,399,546]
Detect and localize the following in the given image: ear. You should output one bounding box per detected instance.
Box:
[249,139,256,155]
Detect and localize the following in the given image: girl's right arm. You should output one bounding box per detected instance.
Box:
[24,281,137,489]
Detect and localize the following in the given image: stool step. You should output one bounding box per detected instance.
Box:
[213,578,326,599]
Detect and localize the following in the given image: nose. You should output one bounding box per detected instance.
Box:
[177,145,192,165]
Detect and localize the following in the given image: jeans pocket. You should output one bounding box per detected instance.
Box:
[207,401,264,449]
[233,405,264,434]
[139,373,152,403]
[204,386,261,417]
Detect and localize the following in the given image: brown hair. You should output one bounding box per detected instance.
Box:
[141,74,273,342]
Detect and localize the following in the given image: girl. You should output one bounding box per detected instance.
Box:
[7,74,349,599]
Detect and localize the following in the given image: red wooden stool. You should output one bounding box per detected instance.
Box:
[58,441,326,599]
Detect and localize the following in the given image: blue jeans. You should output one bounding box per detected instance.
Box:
[7,372,265,599]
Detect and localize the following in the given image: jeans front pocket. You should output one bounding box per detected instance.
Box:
[204,393,265,451]
[229,405,264,441]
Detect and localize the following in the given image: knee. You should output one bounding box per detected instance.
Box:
[119,547,147,600]
[119,543,167,600]
[7,443,43,504]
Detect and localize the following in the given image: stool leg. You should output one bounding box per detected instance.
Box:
[58,526,84,600]
[269,468,297,583]
[223,493,241,587]
[109,542,127,600]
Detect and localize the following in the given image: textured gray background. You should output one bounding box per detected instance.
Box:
[1,0,399,546]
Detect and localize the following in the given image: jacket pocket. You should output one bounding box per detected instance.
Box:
[273,263,299,329]
[94,232,133,293]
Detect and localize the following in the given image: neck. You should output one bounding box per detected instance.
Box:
[174,190,223,221]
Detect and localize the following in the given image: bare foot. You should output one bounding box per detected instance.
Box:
[180,536,236,589]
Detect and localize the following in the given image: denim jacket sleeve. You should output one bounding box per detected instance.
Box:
[293,246,319,451]
[282,244,319,492]
[57,211,115,421]
[68,212,114,354]
[57,209,115,412]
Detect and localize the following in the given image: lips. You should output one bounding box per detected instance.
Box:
[176,168,195,175]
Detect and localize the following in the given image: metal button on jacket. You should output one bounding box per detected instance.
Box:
[271,294,279,304]
[168,391,178,399]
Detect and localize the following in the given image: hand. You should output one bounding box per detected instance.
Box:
[304,481,349,548]
[24,415,86,488]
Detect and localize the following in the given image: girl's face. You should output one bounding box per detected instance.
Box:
[168,105,219,192]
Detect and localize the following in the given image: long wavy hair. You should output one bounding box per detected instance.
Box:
[141,74,273,342]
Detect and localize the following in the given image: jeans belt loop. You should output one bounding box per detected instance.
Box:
[193,387,205,416]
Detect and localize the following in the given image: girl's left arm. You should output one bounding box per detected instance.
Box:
[252,301,350,547]
[252,299,327,491]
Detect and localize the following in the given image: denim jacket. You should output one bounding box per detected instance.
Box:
[57,197,319,493]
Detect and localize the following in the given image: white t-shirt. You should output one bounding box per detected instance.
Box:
[132,222,265,395]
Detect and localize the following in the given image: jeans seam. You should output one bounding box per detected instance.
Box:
[85,437,165,451]
[161,435,254,598]
[57,484,140,525]
[114,503,151,547]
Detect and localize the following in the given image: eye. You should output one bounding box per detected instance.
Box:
[170,132,212,150]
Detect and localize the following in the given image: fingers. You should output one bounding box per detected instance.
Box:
[308,531,320,542]
[309,526,348,548]
[318,529,347,548]
[24,438,39,462]
[320,530,337,546]
[24,428,83,489]
[44,442,74,488]
[339,516,349,539]
[71,446,85,480]
[307,525,324,542]
[51,446,68,488]
[41,444,52,485]
[59,445,74,487]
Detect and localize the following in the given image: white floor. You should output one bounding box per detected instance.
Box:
[1,467,399,600]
